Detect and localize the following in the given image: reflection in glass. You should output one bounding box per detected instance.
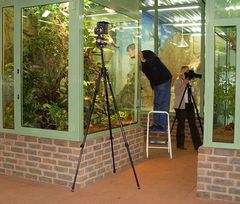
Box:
[2,7,14,129]
[213,26,236,143]
[215,0,240,18]
[21,3,69,130]
[141,6,202,112]
[84,0,139,133]
[158,0,198,6]
[141,0,155,7]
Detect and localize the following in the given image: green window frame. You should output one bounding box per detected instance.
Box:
[204,0,240,148]
[0,0,141,141]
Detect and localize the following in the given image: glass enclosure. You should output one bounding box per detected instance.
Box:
[215,0,240,19]
[2,6,14,129]
[204,0,240,148]
[83,0,139,133]
[213,26,236,143]
[140,0,203,112]
[0,0,140,139]
[21,2,69,131]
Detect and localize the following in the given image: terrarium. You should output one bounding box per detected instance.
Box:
[1,0,140,139]
[213,25,236,143]
[83,0,140,133]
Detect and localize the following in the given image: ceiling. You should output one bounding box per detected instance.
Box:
[141,0,204,34]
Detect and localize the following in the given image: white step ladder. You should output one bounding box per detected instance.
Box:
[146,111,172,159]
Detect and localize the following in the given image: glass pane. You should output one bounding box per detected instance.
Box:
[141,10,155,110]
[158,0,198,6]
[215,0,240,19]
[84,0,139,133]
[141,5,202,112]
[213,26,236,143]
[141,0,155,7]
[159,7,202,112]
[2,7,14,129]
[21,3,69,131]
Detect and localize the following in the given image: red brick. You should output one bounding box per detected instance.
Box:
[25,173,37,181]
[213,163,233,171]
[54,140,69,146]
[43,171,56,177]
[229,173,240,180]
[58,173,72,181]
[198,147,213,155]
[38,151,52,157]
[53,179,68,186]
[198,162,212,169]
[11,147,23,153]
[234,196,240,202]
[207,156,227,163]
[207,185,226,192]
[230,158,240,165]
[55,166,68,173]
[212,193,232,201]
[58,147,72,154]
[15,141,27,147]
[39,138,52,144]
[213,178,234,186]
[39,164,53,170]
[197,176,212,184]
[196,191,210,198]
[29,168,42,175]
[198,154,206,161]
[214,148,235,157]
[229,188,240,195]
[5,134,18,140]
[39,176,52,183]
[24,136,38,142]
[207,170,226,178]
[42,145,56,152]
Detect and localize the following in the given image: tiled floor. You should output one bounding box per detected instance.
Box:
[0,142,234,204]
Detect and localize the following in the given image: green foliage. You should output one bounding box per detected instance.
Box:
[214,65,236,125]
[22,3,68,130]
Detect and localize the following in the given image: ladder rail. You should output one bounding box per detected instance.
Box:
[146,111,172,159]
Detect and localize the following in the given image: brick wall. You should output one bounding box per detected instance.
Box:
[0,127,144,189]
[197,146,240,203]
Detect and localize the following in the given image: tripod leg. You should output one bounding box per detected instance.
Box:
[102,68,116,173]
[71,70,103,192]
[190,94,203,135]
[105,71,141,189]
[171,86,187,133]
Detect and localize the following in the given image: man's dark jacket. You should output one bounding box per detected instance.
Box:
[141,50,172,89]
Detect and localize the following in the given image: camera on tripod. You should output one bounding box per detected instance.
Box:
[94,21,109,35]
[94,21,109,47]
[184,70,202,80]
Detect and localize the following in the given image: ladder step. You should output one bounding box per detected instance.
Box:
[149,140,168,145]
[149,129,168,133]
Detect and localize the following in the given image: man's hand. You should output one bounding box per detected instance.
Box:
[139,52,146,62]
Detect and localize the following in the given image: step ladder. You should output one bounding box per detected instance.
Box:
[146,111,172,159]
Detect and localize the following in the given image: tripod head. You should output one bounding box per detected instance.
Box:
[94,21,109,48]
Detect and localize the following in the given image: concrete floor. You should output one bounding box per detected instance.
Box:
[0,142,233,204]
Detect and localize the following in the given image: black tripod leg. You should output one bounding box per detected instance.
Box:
[170,86,187,133]
[102,68,116,173]
[71,70,103,192]
[190,94,203,135]
[105,71,141,189]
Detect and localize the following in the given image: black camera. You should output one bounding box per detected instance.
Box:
[184,70,202,80]
[94,21,109,35]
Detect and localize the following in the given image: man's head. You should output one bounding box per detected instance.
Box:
[126,43,136,58]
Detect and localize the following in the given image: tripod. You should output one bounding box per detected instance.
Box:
[170,82,203,135]
[71,42,140,192]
